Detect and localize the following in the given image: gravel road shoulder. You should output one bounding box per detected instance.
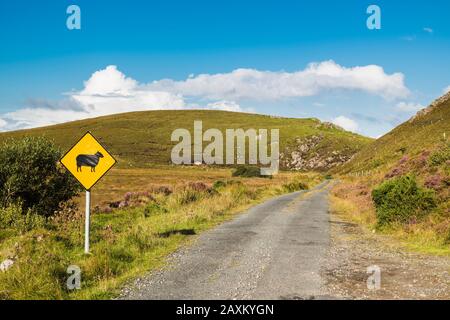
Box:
[323,213,450,299]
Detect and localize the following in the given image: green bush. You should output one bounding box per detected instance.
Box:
[0,203,45,233]
[0,137,81,217]
[429,144,450,166]
[232,165,267,178]
[324,174,333,180]
[213,180,227,190]
[212,179,242,191]
[372,175,437,227]
[143,202,167,217]
[282,181,309,193]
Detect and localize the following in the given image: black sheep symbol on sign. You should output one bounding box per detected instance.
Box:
[76,151,104,172]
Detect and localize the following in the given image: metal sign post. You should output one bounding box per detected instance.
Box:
[60,132,117,254]
[85,190,91,254]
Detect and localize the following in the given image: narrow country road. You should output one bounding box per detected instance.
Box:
[121,181,333,300]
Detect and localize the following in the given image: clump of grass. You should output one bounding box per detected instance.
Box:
[372,175,437,227]
[429,143,450,167]
[212,179,242,191]
[0,203,45,234]
[282,181,309,193]
[143,202,167,217]
[232,165,266,178]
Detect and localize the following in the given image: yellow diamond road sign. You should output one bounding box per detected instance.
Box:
[60,132,116,190]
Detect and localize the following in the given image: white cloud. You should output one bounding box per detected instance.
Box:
[332,116,359,133]
[206,100,242,112]
[0,118,7,130]
[396,101,424,112]
[0,62,410,131]
[3,66,187,130]
[71,65,186,116]
[4,108,89,131]
[148,60,409,101]
[423,27,433,34]
[443,85,450,94]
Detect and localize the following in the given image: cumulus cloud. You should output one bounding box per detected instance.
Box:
[24,98,85,111]
[396,101,424,112]
[0,62,410,130]
[0,118,7,129]
[72,65,186,116]
[443,85,450,94]
[4,108,89,131]
[206,100,242,112]
[3,66,187,130]
[148,60,409,101]
[332,116,359,133]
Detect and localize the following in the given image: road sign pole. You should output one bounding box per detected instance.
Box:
[85,190,91,254]
[60,132,117,253]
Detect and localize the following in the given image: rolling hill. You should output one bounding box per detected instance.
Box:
[337,92,450,174]
[0,110,372,171]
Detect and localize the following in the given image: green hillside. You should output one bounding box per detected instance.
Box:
[332,93,450,253]
[337,92,450,174]
[0,110,371,171]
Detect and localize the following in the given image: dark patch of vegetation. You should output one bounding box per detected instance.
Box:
[158,229,196,238]
[282,181,309,193]
[0,137,81,218]
[396,146,407,154]
[0,203,45,233]
[212,179,243,191]
[372,175,437,227]
[429,143,450,167]
[213,180,227,190]
[143,202,167,217]
[232,165,267,178]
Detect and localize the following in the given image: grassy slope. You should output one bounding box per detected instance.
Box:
[332,93,450,254]
[0,110,371,169]
[337,93,450,174]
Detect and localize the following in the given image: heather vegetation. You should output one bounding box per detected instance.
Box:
[332,93,450,254]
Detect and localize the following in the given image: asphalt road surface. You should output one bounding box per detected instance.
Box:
[121,181,333,300]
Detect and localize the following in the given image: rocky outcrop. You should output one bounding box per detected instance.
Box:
[409,92,450,123]
[316,122,345,131]
[280,135,352,171]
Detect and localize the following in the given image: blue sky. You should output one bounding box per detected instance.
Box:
[0,0,449,137]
